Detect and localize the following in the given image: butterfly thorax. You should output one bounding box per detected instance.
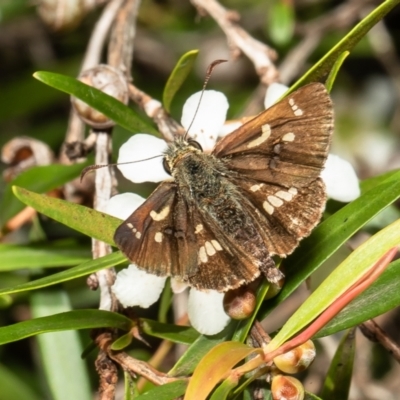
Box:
[165,137,234,204]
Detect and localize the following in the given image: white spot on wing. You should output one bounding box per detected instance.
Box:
[211,240,222,251]
[205,241,216,256]
[250,183,264,192]
[282,132,295,142]
[294,109,303,116]
[135,231,141,239]
[263,201,274,215]
[195,224,203,234]
[289,187,298,195]
[199,246,208,263]
[289,98,303,116]
[247,124,271,148]
[268,195,284,207]
[127,223,134,229]
[154,232,163,243]
[275,190,293,201]
[150,206,170,221]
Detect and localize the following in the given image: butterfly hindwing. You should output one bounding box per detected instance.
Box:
[231,176,326,256]
[213,83,333,187]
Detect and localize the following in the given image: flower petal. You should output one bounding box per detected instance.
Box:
[181,90,229,151]
[188,288,230,335]
[170,277,189,294]
[321,154,360,202]
[264,83,288,109]
[112,265,166,308]
[117,134,170,183]
[101,193,145,220]
[219,120,243,138]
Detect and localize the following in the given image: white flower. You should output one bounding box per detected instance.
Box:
[264,83,360,202]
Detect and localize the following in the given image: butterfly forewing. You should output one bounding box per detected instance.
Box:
[114,182,184,277]
[213,83,333,187]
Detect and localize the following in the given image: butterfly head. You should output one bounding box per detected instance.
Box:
[163,136,203,175]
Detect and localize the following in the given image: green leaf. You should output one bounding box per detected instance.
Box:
[185,342,261,400]
[289,0,400,91]
[168,321,239,377]
[210,376,239,400]
[0,241,91,271]
[135,380,188,400]
[111,332,134,350]
[325,51,349,93]
[33,71,158,136]
[269,218,400,348]
[0,309,132,345]
[31,291,92,400]
[163,50,199,113]
[0,162,90,229]
[316,259,400,337]
[0,251,126,297]
[231,278,273,343]
[141,319,199,345]
[360,168,400,193]
[260,172,400,321]
[12,186,121,245]
[320,328,356,400]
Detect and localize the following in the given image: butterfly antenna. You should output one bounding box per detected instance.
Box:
[183,59,228,140]
[80,154,163,182]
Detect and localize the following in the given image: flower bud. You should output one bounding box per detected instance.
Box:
[72,65,129,129]
[223,285,256,320]
[271,375,304,400]
[273,340,316,374]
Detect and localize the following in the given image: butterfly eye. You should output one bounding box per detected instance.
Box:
[163,157,171,174]
[188,139,203,151]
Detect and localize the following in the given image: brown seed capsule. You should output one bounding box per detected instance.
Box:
[72,65,129,129]
[223,285,256,320]
[271,375,304,400]
[273,340,316,374]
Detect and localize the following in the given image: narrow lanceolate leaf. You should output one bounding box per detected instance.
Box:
[33,71,158,135]
[12,186,121,245]
[325,51,350,93]
[135,380,188,400]
[0,251,126,297]
[168,321,239,377]
[289,0,400,91]
[261,172,400,321]
[184,342,262,400]
[0,309,133,345]
[0,242,91,271]
[31,291,92,400]
[268,218,400,349]
[316,259,400,337]
[320,328,356,400]
[0,162,90,228]
[141,319,199,345]
[163,50,199,113]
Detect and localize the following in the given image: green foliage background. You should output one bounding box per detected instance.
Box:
[0,1,400,399]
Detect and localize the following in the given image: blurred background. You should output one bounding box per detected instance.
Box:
[0,0,400,399]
